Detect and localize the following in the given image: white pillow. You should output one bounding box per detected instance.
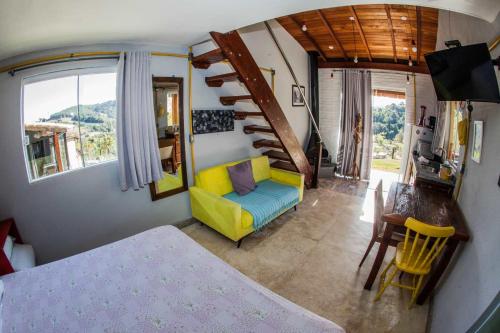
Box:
[2,236,14,259]
[10,244,35,271]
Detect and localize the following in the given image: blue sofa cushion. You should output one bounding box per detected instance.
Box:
[224,180,299,230]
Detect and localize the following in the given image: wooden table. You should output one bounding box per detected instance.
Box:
[363,182,470,305]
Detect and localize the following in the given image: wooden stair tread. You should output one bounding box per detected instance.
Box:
[234,111,263,120]
[211,30,313,187]
[192,49,225,69]
[253,139,283,149]
[205,72,241,87]
[262,150,291,161]
[271,161,298,172]
[220,95,253,106]
[243,125,273,134]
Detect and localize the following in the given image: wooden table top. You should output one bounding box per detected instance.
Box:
[383,182,470,242]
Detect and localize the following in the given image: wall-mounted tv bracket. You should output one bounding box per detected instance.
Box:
[445,40,462,48]
[493,56,499,69]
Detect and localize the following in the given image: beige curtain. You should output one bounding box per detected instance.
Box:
[432,101,450,155]
[337,70,372,180]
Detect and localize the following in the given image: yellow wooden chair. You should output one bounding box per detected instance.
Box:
[374,217,455,307]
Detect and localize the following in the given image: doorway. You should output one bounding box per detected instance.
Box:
[370,89,406,188]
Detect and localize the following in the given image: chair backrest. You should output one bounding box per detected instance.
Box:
[400,217,455,270]
[373,180,385,237]
[160,146,173,160]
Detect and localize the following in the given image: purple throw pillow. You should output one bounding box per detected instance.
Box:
[227,160,256,196]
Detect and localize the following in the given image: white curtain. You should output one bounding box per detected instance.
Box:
[116,51,163,191]
[432,101,450,155]
[337,70,372,180]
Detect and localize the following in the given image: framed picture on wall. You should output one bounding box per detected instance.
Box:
[471,120,483,163]
[292,85,305,107]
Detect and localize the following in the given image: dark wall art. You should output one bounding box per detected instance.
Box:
[192,109,235,135]
[292,85,305,107]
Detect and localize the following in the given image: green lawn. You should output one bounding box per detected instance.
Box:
[372,158,401,173]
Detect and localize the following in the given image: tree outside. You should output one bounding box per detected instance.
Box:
[372,100,405,173]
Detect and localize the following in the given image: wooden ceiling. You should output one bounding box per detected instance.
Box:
[276,5,438,73]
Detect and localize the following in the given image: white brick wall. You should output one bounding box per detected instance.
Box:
[318,70,342,159]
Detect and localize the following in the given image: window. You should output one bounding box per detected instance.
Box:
[23,71,117,181]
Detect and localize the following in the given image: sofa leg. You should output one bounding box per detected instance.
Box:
[237,239,243,248]
[294,205,297,211]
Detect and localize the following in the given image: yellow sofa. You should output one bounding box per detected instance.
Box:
[189,156,304,243]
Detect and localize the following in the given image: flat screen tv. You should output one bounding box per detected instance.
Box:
[425,43,500,103]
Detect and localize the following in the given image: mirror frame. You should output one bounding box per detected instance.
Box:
[149,76,188,201]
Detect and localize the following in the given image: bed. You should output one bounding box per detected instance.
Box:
[1,225,344,332]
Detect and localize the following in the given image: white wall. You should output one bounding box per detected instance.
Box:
[318,69,437,161]
[430,11,500,333]
[0,20,310,263]
[318,70,342,159]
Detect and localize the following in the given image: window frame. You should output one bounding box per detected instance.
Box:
[21,66,118,183]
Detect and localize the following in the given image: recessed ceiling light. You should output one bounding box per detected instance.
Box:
[349,16,355,21]
[328,45,334,50]
[301,23,307,32]
[401,16,408,21]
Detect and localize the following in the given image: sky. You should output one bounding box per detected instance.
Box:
[372,95,405,108]
[24,72,116,123]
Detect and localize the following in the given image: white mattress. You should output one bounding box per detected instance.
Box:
[1,225,344,332]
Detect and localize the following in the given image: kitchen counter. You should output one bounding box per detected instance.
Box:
[411,153,455,194]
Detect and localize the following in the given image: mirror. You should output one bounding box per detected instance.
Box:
[150,77,188,201]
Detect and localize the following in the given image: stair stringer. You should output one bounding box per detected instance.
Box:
[210,31,313,187]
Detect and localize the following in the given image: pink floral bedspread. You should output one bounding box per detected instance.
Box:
[1,226,344,333]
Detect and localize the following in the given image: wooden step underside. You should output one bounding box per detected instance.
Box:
[253,139,283,149]
[243,125,274,134]
[205,72,241,87]
[192,48,225,69]
[262,150,291,161]
[220,95,253,106]
[271,160,298,172]
[234,111,263,120]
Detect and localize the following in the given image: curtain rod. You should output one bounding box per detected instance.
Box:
[1,50,276,76]
[1,51,189,76]
[326,69,417,76]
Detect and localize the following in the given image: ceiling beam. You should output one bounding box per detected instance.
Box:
[385,5,397,63]
[288,15,327,61]
[316,10,348,61]
[416,6,422,64]
[318,60,429,74]
[348,6,372,62]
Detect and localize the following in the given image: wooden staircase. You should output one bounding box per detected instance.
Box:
[192,30,313,186]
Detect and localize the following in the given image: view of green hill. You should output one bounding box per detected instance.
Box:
[47,100,116,124]
[372,102,406,172]
[373,102,405,141]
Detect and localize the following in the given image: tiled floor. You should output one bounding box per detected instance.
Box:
[183,173,428,333]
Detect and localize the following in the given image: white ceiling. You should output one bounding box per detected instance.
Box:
[0,0,499,62]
